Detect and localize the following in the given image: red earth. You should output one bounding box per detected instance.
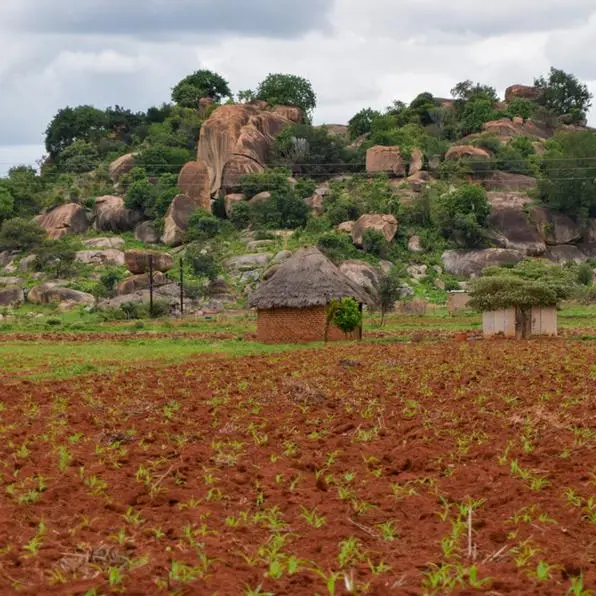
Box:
[1,339,595,594]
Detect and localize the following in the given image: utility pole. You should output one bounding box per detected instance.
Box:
[148,255,154,317]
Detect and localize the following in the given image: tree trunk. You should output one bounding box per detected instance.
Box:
[516,307,532,339]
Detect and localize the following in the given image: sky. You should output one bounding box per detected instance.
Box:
[0,0,595,175]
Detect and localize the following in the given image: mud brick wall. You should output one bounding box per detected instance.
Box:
[256,306,361,343]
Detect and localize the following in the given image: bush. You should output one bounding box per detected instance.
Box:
[186,246,221,280]
[100,269,126,297]
[348,108,381,140]
[577,262,594,286]
[135,144,192,177]
[317,232,357,264]
[362,229,389,259]
[249,191,310,230]
[239,168,292,198]
[505,98,537,120]
[229,202,251,230]
[120,299,171,320]
[0,218,47,251]
[329,298,362,336]
[34,239,78,277]
[186,210,222,242]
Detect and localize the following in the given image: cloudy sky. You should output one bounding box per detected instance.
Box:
[0,0,595,174]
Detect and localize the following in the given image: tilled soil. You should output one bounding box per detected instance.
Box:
[0,339,595,594]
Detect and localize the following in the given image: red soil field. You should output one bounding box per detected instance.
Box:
[1,339,595,594]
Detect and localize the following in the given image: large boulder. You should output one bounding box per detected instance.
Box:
[222,155,265,194]
[0,277,24,286]
[351,214,398,246]
[224,194,245,217]
[83,237,125,250]
[197,103,296,195]
[27,283,95,306]
[34,203,88,240]
[481,117,549,140]
[408,235,423,253]
[482,172,537,192]
[337,221,355,234]
[134,221,160,244]
[108,153,136,184]
[177,160,211,212]
[366,146,406,176]
[445,146,490,160]
[546,245,587,264]
[582,219,596,243]
[0,286,24,306]
[441,248,525,277]
[161,194,198,246]
[339,260,381,301]
[531,207,582,245]
[124,250,174,275]
[487,192,546,255]
[19,255,37,271]
[504,84,542,102]
[408,148,424,176]
[75,250,125,266]
[95,196,142,233]
[116,272,168,296]
[225,253,272,271]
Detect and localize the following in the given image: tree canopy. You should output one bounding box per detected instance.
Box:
[255,73,316,118]
[171,70,232,107]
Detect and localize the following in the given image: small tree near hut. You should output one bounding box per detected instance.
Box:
[325,298,362,341]
[468,261,573,339]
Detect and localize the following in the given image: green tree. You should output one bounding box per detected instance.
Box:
[577,262,593,286]
[451,80,498,103]
[348,108,381,140]
[326,297,362,340]
[468,260,573,338]
[534,67,592,123]
[256,73,316,118]
[431,184,490,247]
[538,130,596,220]
[505,98,538,120]
[171,70,232,107]
[0,187,15,224]
[135,144,192,177]
[186,210,222,242]
[0,218,47,251]
[45,105,107,156]
[5,166,44,217]
[34,239,77,278]
[378,268,402,326]
[362,229,389,259]
[58,139,101,173]
[239,168,293,198]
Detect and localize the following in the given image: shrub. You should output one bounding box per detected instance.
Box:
[239,168,292,198]
[34,239,78,278]
[362,229,389,259]
[0,218,47,251]
[327,298,362,338]
[229,202,251,230]
[186,247,221,280]
[348,108,381,140]
[317,232,357,264]
[506,98,537,120]
[577,262,594,286]
[186,210,222,242]
[378,268,402,325]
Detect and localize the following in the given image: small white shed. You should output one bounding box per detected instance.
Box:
[483,306,558,338]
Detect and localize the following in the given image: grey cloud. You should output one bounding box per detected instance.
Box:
[5,0,333,39]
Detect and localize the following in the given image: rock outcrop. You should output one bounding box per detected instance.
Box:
[34,203,88,240]
[134,222,160,244]
[366,146,406,176]
[482,172,537,192]
[0,286,24,306]
[177,160,211,212]
[408,148,424,176]
[116,272,168,295]
[408,236,423,253]
[504,84,542,102]
[27,283,95,306]
[445,146,490,160]
[337,221,355,234]
[161,194,197,246]
[351,214,398,246]
[545,245,587,264]
[487,192,546,256]
[108,153,136,184]
[197,103,301,195]
[442,248,525,277]
[224,194,245,217]
[95,196,142,233]
[225,253,272,271]
[531,208,582,245]
[124,250,174,275]
[339,260,381,301]
[83,237,125,250]
[75,250,125,266]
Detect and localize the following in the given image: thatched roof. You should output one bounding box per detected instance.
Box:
[248,247,373,310]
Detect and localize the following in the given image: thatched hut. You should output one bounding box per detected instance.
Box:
[248,247,372,343]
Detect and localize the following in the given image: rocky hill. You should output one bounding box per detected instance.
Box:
[1,68,595,318]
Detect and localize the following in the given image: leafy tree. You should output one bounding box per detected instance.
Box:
[538,130,596,220]
[457,99,499,136]
[58,140,101,173]
[186,244,221,280]
[34,239,77,278]
[362,229,389,259]
[451,80,498,103]
[135,144,192,177]
[431,184,490,247]
[229,201,251,229]
[535,67,592,123]
[505,98,537,121]
[0,187,15,224]
[348,108,381,140]
[468,260,573,338]
[378,268,402,326]
[186,210,222,242]
[409,92,436,126]
[5,166,44,217]
[256,73,316,118]
[0,218,47,251]
[172,70,232,107]
[249,190,310,230]
[45,105,107,156]
[317,232,358,264]
[327,297,362,339]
